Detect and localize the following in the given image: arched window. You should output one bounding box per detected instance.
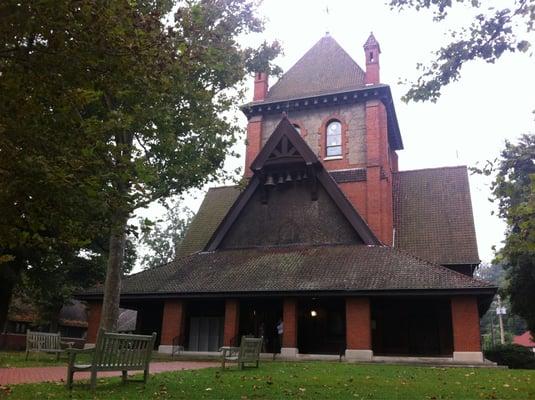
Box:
[326,120,342,157]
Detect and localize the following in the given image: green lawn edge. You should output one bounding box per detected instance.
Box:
[2,361,535,400]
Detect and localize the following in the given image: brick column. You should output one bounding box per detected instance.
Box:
[244,116,263,177]
[159,300,185,353]
[451,296,483,362]
[345,297,373,361]
[223,299,240,346]
[281,298,298,357]
[85,301,102,347]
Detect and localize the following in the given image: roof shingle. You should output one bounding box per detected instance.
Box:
[83,245,493,298]
[393,166,480,265]
[265,35,366,102]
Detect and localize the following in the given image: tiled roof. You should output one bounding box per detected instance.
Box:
[176,186,241,258]
[265,35,366,102]
[393,166,480,265]
[513,331,535,348]
[82,245,493,297]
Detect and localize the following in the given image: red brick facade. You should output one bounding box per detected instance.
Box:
[346,297,371,350]
[160,300,185,346]
[282,298,297,348]
[223,299,240,346]
[451,296,481,352]
[86,301,102,343]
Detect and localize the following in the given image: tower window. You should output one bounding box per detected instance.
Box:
[326,120,342,157]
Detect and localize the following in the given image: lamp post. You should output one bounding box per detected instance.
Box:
[496,295,507,345]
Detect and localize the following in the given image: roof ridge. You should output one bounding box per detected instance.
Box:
[394,165,468,174]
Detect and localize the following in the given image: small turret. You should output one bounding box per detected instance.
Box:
[363,33,381,84]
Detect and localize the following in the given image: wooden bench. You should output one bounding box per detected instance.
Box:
[25,330,73,360]
[66,329,156,391]
[220,336,263,369]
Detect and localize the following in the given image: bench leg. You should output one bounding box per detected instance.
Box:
[56,352,60,361]
[25,350,29,361]
[143,367,149,385]
[90,370,97,392]
[122,370,127,384]
[66,367,74,390]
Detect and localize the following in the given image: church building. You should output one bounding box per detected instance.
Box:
[81,34,496,363]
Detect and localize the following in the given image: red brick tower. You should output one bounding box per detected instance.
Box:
[242,33,401,245]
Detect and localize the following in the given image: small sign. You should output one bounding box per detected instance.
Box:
[496,306,507,315]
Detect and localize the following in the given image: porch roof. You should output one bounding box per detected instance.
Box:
[80,244,495,299]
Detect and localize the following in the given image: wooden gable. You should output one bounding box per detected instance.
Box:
[204,117,380,251]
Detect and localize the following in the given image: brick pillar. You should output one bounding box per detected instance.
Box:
[223,299,240,346]
[451,296,483,362]
[159,300,185,352]
[244,116,263,177]
[86,301,102,345]
[345,297,372,360]
[281,298,298,357]
[365,99,392,245]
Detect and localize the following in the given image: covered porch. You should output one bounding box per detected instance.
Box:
[84,294,485,363]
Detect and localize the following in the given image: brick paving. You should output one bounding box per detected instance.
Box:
[0,361,219,385]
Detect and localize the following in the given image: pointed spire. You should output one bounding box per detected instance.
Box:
[363,32,381,84]
[363,32,381,53]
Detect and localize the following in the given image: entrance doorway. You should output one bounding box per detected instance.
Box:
[239,298,282,353]
[371,297,453,356]
[297,297,345,355]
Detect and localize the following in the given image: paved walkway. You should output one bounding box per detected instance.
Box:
[0,361,219,385]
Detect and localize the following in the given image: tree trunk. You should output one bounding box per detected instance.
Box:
[0,259,24,332]
[99,215,127,332]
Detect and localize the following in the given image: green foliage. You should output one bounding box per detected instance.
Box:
[0,0,281,329]
[484,344,535,369]
[474,134,535,336]
[138,199,194,269]
[389,0,534,102]
[5,362,535,399]
[476,263,527,340]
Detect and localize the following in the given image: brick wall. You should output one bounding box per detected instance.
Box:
[282,298,297,348]
[451,296,481,352]
[346,297,371,350]
[223,299,240,346]
[86,301,102,344]
[160,300,185,346]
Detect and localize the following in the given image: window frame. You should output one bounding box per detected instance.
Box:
[325,119,343,157]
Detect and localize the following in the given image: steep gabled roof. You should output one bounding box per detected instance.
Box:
[81,245,495,299]
[393,166,480,265]
[205,118,380,250]
[265,35,366,102]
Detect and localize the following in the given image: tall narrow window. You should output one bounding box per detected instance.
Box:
[326,120,342,157]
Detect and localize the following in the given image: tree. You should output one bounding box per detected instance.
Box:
[475,134,535,335]
[1,0,281,331]
[139,201,194,269]
[476,263,527,343]
[389,0,534,102]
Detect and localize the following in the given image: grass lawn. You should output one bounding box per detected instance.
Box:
[2,362,535,399]
[0,351,189,368]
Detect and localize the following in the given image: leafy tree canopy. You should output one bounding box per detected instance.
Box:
[139,199,194,269]
[389,0,534,102]
[474,134,535,334]
[0,0,281,331]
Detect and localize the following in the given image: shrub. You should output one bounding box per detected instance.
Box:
[484,344,535,369]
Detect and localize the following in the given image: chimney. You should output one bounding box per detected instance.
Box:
[363,33,381,85]
[253,72,269,101]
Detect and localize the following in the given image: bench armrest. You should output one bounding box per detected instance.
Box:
[60,341,75,349]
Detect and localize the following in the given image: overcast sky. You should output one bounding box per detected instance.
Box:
[138,0,535,269]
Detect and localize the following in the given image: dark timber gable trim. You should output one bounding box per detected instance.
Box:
[204,117,381,251]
